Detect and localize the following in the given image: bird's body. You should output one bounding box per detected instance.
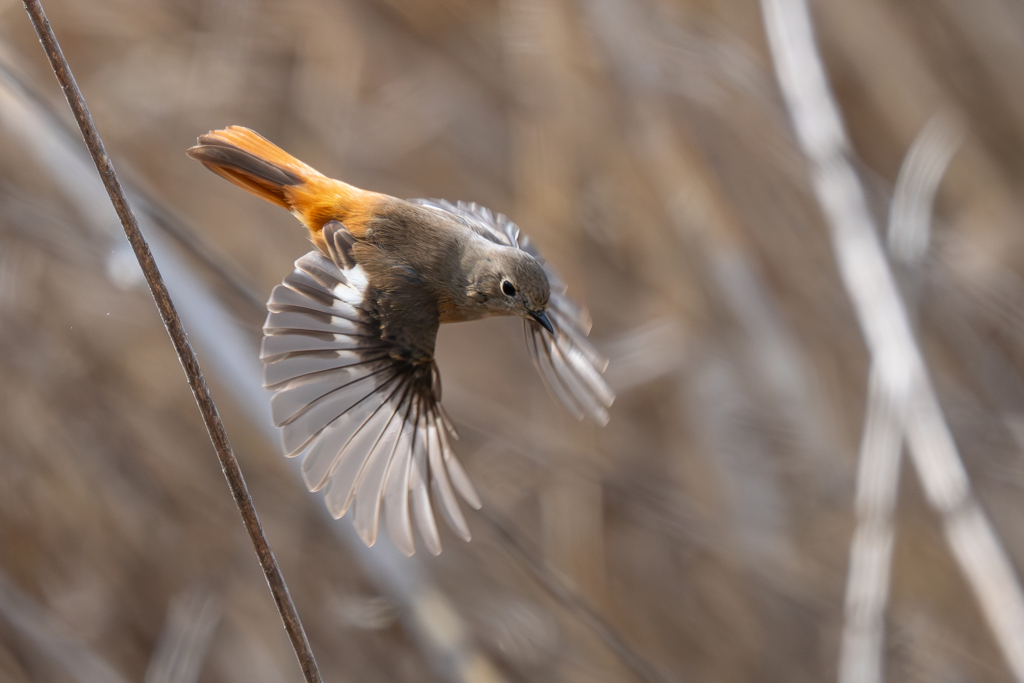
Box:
[188,126,612,555]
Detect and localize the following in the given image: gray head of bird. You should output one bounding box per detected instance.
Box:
[465,245,553,332]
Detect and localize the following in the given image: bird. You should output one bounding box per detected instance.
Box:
[187,126,613,555]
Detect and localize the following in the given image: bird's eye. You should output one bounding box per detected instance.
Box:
[501,280,517,297]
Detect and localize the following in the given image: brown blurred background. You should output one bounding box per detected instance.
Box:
[3,0,1024,681]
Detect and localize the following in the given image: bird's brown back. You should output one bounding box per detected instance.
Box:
[350,197,488,356]
[187,126,493,356]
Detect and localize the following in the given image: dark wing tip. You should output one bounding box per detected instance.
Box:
[527,319,613,425]
[410,196,612,425]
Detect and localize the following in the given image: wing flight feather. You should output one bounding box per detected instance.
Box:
[262,221,478,555]
[412,199,613,424]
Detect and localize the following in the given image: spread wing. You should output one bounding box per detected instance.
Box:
[261,221,480,556]
[411,199,614,424]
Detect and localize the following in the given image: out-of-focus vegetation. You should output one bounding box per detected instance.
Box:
[3,0,1024,681]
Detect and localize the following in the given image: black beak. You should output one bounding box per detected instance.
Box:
[529,309,554,335]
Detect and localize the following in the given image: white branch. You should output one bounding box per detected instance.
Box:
[838,112,962,683]
[761,1,1024,681]
[888,112,963,266]
[839,368,905,683]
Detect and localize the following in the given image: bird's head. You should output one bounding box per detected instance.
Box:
[466,246,553,332]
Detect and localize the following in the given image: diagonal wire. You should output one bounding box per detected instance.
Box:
[0,42,509,683]
[838,111,962,683]
[19,2,322,681]
[759,0,1024,681]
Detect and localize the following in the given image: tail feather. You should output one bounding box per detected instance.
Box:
[187,126,378,239]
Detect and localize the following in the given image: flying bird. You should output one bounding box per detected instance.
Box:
[187,126,613,555]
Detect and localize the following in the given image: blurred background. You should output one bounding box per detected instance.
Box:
[2,0,1024,681]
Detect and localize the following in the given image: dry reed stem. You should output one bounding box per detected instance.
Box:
[19,2,322,681]
[761,0,1024,680]
[838,112,962,683]
[839,367,905,683]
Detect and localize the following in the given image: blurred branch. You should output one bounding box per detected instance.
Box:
[760,1,1024,681]
[0,49,263,310]
[838,111,961,683]
[480,508,670,683]
[584,0,849,502]
[0,569,130,683]
[19,2,322,682]
[839,367,905,683]
[115,175,266,311]
[887,112,963,266]
[144,586,222,683]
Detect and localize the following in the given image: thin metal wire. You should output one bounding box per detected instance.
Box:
[20,2,322,681]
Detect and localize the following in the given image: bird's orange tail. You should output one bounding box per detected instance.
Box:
[187,126,380,239]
